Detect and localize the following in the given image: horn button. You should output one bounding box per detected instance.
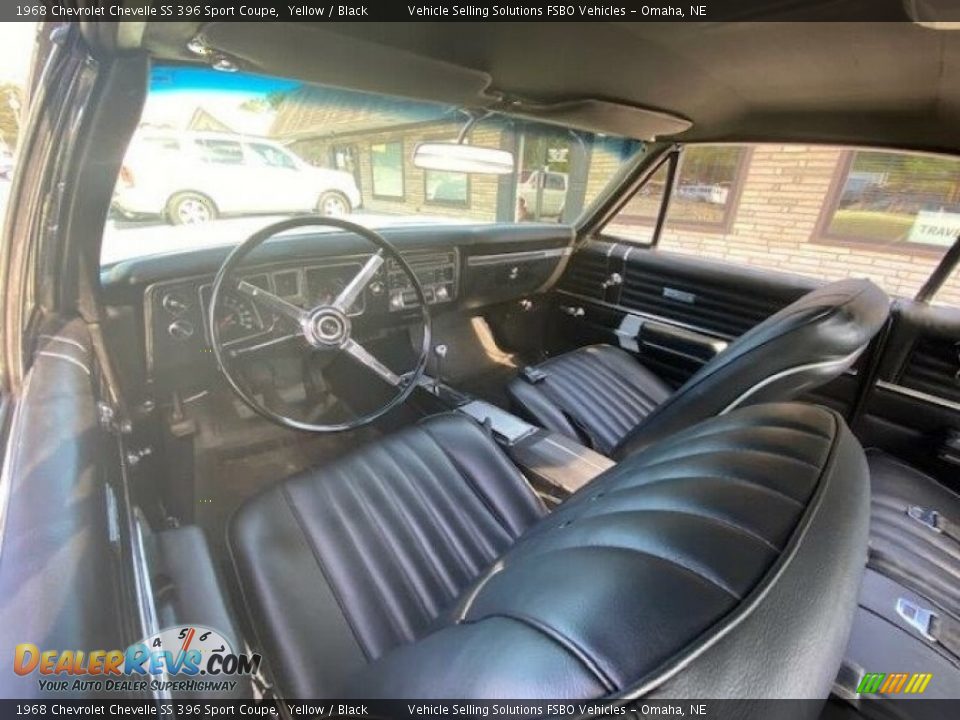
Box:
[303,307,350,348]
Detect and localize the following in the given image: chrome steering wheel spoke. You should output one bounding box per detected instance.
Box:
[333,250,384,313]
[236,280,309,325]
[208,216,431,433]
[341,338,401,386]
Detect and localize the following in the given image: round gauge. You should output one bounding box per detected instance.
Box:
[311,277,346,307]
[216,293,263,342]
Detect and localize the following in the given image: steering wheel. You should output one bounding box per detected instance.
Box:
[208,216,431,432]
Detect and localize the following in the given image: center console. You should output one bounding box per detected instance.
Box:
[417,380,615,500]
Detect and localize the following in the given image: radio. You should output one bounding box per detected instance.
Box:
[387,251,458,311]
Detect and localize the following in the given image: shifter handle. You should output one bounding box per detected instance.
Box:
[433,344,448,392]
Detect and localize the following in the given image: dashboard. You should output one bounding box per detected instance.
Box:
[100,224,575,388]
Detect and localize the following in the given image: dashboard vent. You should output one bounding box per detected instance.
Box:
[899,337,960,404]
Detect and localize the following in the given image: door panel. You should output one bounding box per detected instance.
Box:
[0,320,126,698]
[550,239,818,385]
[858,300,960,488]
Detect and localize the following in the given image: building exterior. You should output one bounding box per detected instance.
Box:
[608,144,960,305]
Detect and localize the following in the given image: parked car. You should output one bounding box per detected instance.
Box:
[517,169,567,218]
[112,130,362,224]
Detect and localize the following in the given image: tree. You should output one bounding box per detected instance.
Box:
[0,83,23,149]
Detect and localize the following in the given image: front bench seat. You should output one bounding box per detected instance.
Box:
[509,278,889,458]
[230,403,870,700]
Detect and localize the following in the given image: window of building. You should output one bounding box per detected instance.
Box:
[603,143,960,300]
[371,141,404,199]
[423,137,469,207]
[425,170,469,206]
[194,139,244,165]
[819,150,960,251]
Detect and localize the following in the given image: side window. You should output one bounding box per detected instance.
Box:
[603,161,671,245]
[668,146,748,228]
[934,265,960,307]
[248,142,297,169]
[371,141,404,199]
[606,144,960,301]
[195,139,244,165]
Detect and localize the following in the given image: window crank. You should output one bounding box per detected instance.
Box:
[602,272,623,289]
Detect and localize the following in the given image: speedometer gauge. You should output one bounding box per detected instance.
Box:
[201,285,264,343]
[218,294,262,340]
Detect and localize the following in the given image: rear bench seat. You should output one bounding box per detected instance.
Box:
[840,449,960,699]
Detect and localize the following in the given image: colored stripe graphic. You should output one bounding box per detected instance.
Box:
[857,672,932,695]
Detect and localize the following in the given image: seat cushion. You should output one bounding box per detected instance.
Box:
[347,403,870,700]
[229,414,545,698]
[507,344,672,455]
[867,449,960,618]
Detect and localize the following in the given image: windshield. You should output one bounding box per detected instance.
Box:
[100,65,643,266]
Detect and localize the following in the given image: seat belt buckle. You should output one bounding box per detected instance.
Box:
[521,366,548,384]
[896,598,938,642]
[907,505,942,533]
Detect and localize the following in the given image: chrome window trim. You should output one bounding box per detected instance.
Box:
[465,247,571,267]
[554,288,736,341]
[876,380,960,413]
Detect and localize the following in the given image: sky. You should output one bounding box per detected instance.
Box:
[0,23,37,85]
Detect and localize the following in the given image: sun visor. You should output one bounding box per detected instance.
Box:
[195,22,691,140]
[198,22,493,107]
[496,97,692,141]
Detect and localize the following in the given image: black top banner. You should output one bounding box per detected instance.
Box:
[3,0,959,23]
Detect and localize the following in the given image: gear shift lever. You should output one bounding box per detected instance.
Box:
[433,344,448,394]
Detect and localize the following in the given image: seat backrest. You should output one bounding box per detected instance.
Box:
[347,403,871,700]
[613,278,889,458]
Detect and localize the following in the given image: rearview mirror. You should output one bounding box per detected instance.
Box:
[413,142,515,175]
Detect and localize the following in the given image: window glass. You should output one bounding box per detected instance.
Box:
[934,264,960,307]
[668,146,746,227]
[606,144,958,300]
[195,139,244,165]
[425,170,468,206]
[248,142,296,169]
[824,151,960,249]
[603,161,670,245]
[371,141,404,199]
[100,65,644,266]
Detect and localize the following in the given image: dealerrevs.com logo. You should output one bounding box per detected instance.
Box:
[14,625,261,694]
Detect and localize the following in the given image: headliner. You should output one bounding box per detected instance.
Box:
[137,18,960,153]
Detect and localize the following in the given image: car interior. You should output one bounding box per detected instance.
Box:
[1,16,960,711]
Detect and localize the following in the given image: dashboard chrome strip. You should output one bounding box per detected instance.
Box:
[466,247,571,267]
[876,380,960,413]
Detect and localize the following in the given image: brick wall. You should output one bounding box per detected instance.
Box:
[608,145,960,306]
[291,121,505,222]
